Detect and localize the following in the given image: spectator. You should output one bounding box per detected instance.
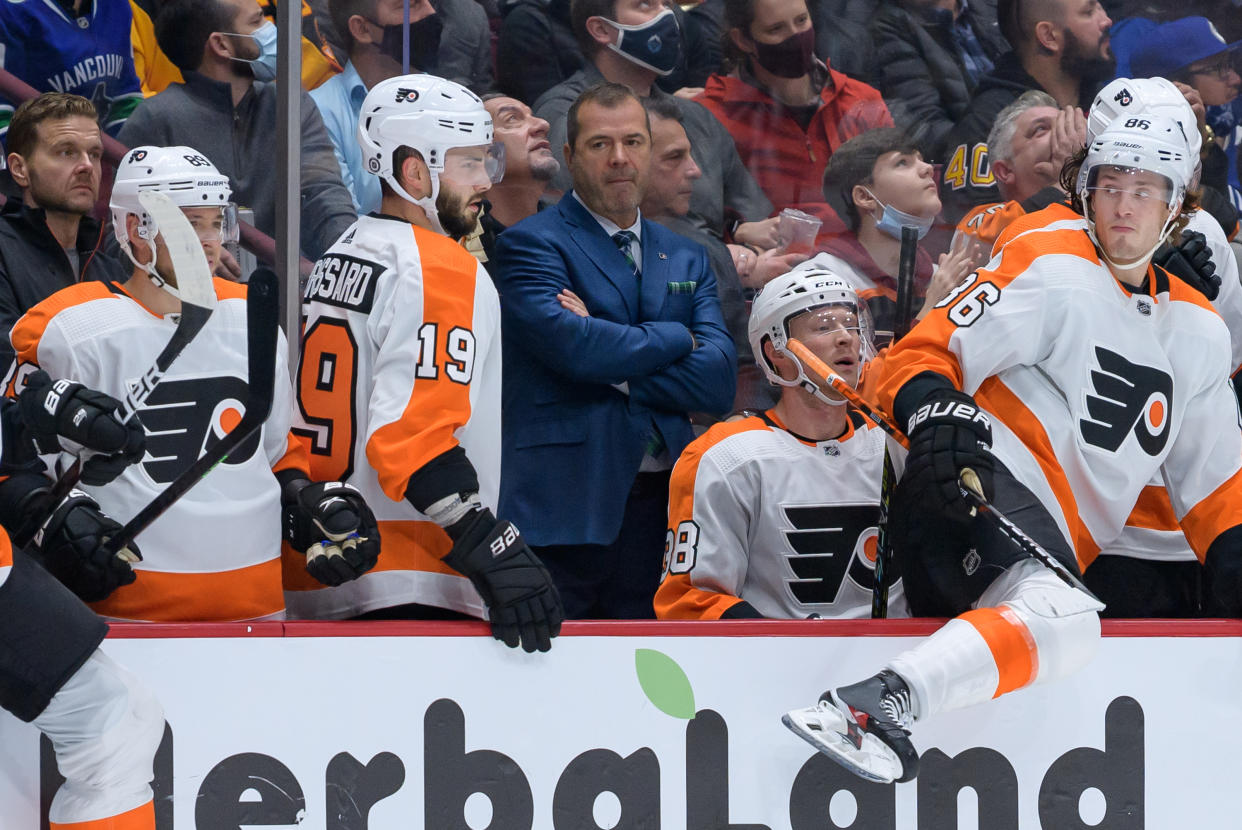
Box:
[938,0,1113,222]
[532,0,776,247]
[640,96,796,411]
[493,82,736,618]
[433,0,497,95]
[9,145,380,622]
[497,0,713,106]
[952,90,1080,250]
[475,94,559,262]
[869,0,1008,158]
[1131,17,1242,211]
[293,75,563,653]
[313,0,437,214]
[806,127,981,339]
[694,0,894,240]
[655,269,910,619]
[0,0,143,143]
[0,94,129,371]
[119,0,358,260]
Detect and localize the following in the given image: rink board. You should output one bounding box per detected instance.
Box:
[0,619,1236,829]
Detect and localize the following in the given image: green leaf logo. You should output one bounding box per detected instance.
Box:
[635,648,696,719]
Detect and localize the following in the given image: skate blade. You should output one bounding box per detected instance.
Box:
[781,706,901,784]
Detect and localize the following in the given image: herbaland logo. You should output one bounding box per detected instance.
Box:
[36,650,1145,828]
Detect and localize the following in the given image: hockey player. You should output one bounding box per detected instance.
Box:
[7,145,380,621]
[291,74,564,653]
[654,269,908,619]
[783,112,1242,783]
[1,373,162,829]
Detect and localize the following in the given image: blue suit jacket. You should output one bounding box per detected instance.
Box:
[493,193,737,546]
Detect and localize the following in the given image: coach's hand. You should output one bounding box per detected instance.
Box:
[1155,230,1219,301]
[903,388,993,523]
[443,508,564,653]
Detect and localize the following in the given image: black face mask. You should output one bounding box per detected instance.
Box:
[372,13,443,71]
[749,27,816,78]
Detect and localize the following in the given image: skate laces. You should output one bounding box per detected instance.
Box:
[878,679,915,730]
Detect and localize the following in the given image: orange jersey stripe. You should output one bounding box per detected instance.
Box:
[281,518,457,592]
[1181,466,1242,562]
[271,431,311,476]
[960,605,1038,697]
[50,801,154,830]
[0,530,10,570]
[366,227,480,502]
[9,281,117,376]
[1125,486,1182,533]
[975,376,1100,569]
[654,416,769,620]
[91,558,284,622]
[955,200,1028,251]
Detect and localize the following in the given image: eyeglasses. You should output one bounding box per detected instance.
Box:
[1085,185,1168,205]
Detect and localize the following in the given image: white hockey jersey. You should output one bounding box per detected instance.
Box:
[655,410,908,619]
[8,279,304,622]
[879,203,1242,570]
[289,214,500,619]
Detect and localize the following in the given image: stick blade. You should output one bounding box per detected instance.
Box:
[136,191,218,312]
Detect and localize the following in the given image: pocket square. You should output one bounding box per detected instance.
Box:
[667,281,697,294]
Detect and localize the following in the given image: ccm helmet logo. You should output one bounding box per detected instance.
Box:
[907,401,991,434]
[395,87,420,103]
[490,524,519,558]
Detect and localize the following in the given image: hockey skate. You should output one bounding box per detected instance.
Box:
[782,669,920,784]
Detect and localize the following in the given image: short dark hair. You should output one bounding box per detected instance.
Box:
[156,0,238,72]
[642,95,682,124]
[570,0,617,56]
[822,127,920,232]
[721,0,759,71]
[566,82,648,151]
[329,0,380,55]
[7,93,98,160]
[997,0,1060,50]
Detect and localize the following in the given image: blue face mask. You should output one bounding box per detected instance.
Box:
[605,9,682,77]
[865,188,934,241]
[228,20,278,82]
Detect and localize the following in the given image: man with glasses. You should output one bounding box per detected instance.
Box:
[785,112,1242,783]
[655,269,908,620]
[293,74,564,653]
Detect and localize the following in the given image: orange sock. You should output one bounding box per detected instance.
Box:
[960,606,1039,697]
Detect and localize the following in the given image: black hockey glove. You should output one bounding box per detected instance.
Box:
[1154,230,1219,301]
[34,489,140,602]
[903,387,993,523]
[18,370,146,486]
[443,508,564,653]
[282,480,380,587]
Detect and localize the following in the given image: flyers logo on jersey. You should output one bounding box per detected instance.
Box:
[137,376,262,484]
[1080,346,1173,455]
[782,504,882,605]
[305,254,386,313]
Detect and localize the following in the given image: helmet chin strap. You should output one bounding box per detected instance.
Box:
[779,348,847,407]
[121,236,183,300]
[385,170,445,235]
[1084,194,1179,277]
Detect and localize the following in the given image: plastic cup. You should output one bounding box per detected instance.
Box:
[777,208,823,255]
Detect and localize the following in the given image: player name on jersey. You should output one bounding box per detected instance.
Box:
[304,254,386,313]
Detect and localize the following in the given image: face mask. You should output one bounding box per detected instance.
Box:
[864,188,934,241]
[226,20,278,82]
[604,9,682,77]
[375,13,443,72]
[749,26,815,79]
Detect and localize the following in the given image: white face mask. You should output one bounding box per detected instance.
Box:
[223,20,278,82]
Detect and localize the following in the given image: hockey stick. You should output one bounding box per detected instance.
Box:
[98,267,279,557]
[785,339,1099,603]
[11,193,219,550]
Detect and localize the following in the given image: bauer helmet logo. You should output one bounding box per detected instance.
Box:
[1080,346,1173,456]
[395,87,420,103]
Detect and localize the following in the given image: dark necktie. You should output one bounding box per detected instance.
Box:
[612,230,640,276]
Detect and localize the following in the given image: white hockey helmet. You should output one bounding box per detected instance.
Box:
[356,74,499,234]
[748,267,875,406]
[110,145,233,285]
[1076,113,1195,268]
[1088,77,1201,157]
